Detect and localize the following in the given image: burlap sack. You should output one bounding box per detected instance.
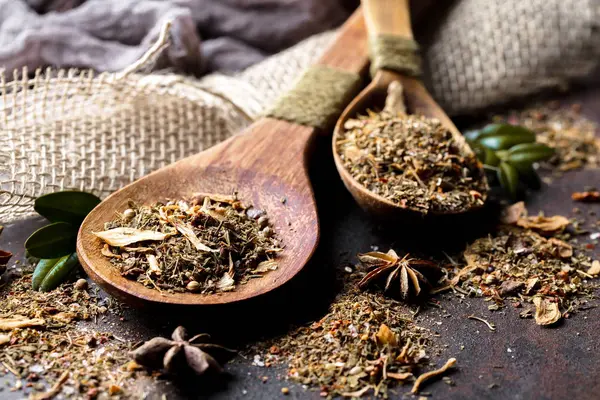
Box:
[1,0,599,223]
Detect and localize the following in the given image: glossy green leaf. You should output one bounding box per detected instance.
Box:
[34,191,101,225]
[506,143,555,164]
[464,129,483,141]
[483,148,501,166]
[39,253,80,292]
[32,258,60,290]
[510,161,542,190]
[498,162,519,200]
[479,133,536,150]
[478,124,535,140]
[25,222,77,258]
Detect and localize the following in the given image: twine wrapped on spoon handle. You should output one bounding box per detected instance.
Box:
[369,35,422,78]
[265,65,362,132]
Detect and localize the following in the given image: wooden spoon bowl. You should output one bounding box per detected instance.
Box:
[332,0,488,223]
[77,10,369,308]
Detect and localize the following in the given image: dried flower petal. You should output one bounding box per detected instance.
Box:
[94,228,169,247]
[501,201,527,224]
[254,260,278,273]
[146,254,161,275]
[216,272,235,291]
[0,315,45,330]
[587,260,600,276]
[533,297,561,326]
[171,220,217,252]
[375,324,398,347]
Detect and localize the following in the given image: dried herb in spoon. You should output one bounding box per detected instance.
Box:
[97,193,282,294]
[336,82,487,214]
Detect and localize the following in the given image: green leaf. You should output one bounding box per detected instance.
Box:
[34,191,101,225]
[25,222,77,259]
[40,253,80,292]
[506,143,555,164]
[32,258,60,290]
[476,124,536,150]
[464,129,483,141]
[510,162,542,190]
[498,162,519,200]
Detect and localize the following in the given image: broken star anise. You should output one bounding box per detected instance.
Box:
[131,326,235,376]
[357,250,440,300]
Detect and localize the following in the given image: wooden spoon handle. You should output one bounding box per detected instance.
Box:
[362,0,413,40]
[315,8,370,75]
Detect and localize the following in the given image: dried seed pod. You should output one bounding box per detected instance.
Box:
[131,337,174,368]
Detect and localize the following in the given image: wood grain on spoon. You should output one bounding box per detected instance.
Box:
[76,9,370,308]
[333,0,488,219]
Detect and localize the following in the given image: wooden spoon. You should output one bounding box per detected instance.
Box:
[333,0,488,221]
[76,10,370,308]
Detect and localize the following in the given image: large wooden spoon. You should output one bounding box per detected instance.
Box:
[77,10,370,308]
[333,0,488,221]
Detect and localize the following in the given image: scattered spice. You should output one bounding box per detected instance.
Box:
[0,274,143,397]
[572,191,600,203]
[131,326,235,376]
[533,297,562,326]
[251,259,455,398]
[449,206,598,324]
[98,193,281,294]
[336,82,487,214]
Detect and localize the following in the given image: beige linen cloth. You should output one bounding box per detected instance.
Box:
[1,0,599,223]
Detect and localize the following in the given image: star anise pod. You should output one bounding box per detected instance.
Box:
[357,250,440,300]
[131,326,235,376]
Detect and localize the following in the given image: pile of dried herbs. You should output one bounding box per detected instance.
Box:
[447,203,599,326]
[253,261,455,398]
[97,193,281,294]
[495,102,600,172]
[336,83,486,214]
[0,275,143,398]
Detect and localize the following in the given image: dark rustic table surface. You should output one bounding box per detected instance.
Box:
[1,87,599,400]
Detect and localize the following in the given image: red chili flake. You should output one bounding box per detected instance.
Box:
[586,243,595,250]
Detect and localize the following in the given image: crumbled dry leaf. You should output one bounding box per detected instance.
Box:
[94,228,169,247]
[587,260,600,276]
[171,221,217,252]
[571,191,600,203]
[146,254,161,275]
[254,260,278,273]
[525,278,540,295]
[0,334,10,345]
[501,202,527,224]
[52,312,77,324]
[216,272,235,291]
[516,215,570,235]
[101,244,121,258]
[533,297,561,326]
[547,238,573,258]
[199,197,227,222]
[0,315,45,330]
[375,324,397,347]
